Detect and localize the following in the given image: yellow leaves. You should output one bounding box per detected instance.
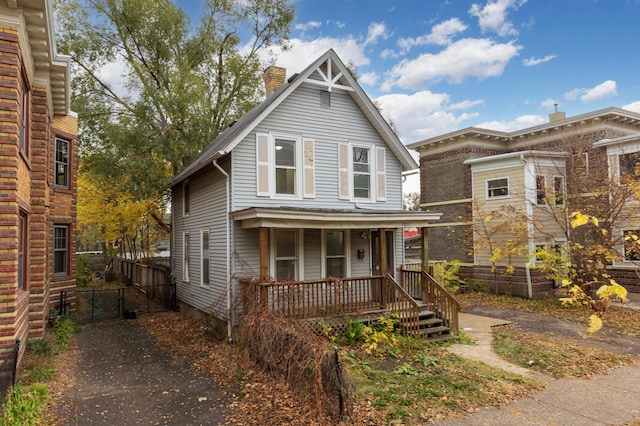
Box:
[587,314,603,334]
[569,211,600,229]
[596,281,629,304]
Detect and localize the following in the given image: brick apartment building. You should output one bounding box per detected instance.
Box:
[408,107,640,297]
[0,0,76,378]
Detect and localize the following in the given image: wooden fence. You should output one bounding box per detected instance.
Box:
[113,258,175,309]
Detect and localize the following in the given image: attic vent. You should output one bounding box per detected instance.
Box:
[287,73,299,83]
[320,90,331,109]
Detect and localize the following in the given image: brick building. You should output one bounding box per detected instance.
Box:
[0,0,76,377]
[408,107,640,297]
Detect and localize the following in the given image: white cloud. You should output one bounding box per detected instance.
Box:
[581,80,617,103]
[541,98,559,109]
[522,54,557,67]
[469,0,527,37]
[359,71,378,87]
[376,90,483,141]
[475,114,546,132]
[398,18,467,52]
[294,21,322,32]
[382,38,521,90]
[564,80,618,103]
[364,22,390,46]
[264,37,370,75]
[97,56,132,100]
[623,101,640,114]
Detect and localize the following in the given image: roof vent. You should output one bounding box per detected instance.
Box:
[287,73,299,83]
[228,120,237,128]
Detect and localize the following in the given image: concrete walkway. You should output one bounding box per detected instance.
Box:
[438,312,640,425]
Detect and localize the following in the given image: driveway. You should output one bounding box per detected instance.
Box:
[57,319,231,425]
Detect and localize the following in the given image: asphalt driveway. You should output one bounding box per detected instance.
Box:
[59,319,231,425]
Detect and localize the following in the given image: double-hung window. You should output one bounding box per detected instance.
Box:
[18,213,27,290]
[624,230,640,261]
[486,177,509,199]
[201,230,209,286]
[54,225,68,275]
[275,138,297,195]
[20,72,30,158]
[183,233,190,282]
[535,176,546,205]
[183,180,190,216]
[352,146,371,199]
[325,230,346,278]
[554,176,565,205]
[619,152,640,184]
[55,138,69,187]
[256,133,315,199]
[274,229,299,280]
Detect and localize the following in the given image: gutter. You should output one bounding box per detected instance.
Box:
[212,156,232,340]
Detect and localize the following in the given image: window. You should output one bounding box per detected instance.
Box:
[352,146,371,199]
[487,178,509,199]
[619,152,640,183]
[201,230,209,286]
[534,243,547,262]
[19,71,29,157]
[55,139,69,187]
[54,225,68,274]
[554,176,565,205]
[624,230,640,261]
[325,230,346,278]
[536,176,546,205]
[274,229,298,280]
[18,213,27,290]
[183,233,190,281]
[256,133,315,199]
[183,180,190,215]
[275,137,297,195]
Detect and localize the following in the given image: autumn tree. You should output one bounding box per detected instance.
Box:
[55,0,294,247]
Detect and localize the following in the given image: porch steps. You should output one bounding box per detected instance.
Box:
[401,305,454,342]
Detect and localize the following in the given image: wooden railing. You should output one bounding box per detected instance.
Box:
[382,274,421,338]
[241,275,384,318]
[399,267,460,334]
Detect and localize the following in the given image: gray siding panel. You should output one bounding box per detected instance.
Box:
[231,85,404,211]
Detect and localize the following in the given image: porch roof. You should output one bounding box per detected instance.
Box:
[231,207,442,229]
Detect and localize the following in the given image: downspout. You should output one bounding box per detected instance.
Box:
[212,156,232,340]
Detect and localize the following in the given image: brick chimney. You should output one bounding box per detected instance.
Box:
[263,65,286,97]
[549,103,566,122]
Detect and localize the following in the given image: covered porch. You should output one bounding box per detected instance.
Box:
[232,207,459,339]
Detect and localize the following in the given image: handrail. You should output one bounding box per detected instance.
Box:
[421,270,460,334]
[383,274,422,338]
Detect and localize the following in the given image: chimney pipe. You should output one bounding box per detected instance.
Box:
[263,65,286,97]
[549,103,566,122]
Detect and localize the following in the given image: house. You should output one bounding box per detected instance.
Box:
[169,50,456,338]
[408,107,640,297]
[0,0,76,382]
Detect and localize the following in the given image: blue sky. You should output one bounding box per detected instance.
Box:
[178,0,640,191]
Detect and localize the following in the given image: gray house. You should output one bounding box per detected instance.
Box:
[169,50,448,335]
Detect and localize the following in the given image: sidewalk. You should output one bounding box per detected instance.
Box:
[438,312,640,425]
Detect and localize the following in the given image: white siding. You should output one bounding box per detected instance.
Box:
[172,163,230,318]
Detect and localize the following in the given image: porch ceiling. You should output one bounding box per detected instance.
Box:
[231,207,442,229]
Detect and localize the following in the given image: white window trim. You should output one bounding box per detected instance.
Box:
[270,228,304,280]
[320,229,351,278]
[183,232,190,282]
[350,142,376,202]
[271,132,303,199]
[486,177,510,200]
[201,229,210,287]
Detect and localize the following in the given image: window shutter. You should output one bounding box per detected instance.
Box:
[256,133,270,196]
[303,138,315,198]
[338,142,349,200]
[376,147,387,201]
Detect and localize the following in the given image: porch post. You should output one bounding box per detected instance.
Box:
[379,229,388,307]
[259,227,269,280]
[421,227,429,272]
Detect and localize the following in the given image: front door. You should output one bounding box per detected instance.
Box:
[371,230,395,276]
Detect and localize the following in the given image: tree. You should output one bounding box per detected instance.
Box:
[56,0,294,244]
[403,192,421,211]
